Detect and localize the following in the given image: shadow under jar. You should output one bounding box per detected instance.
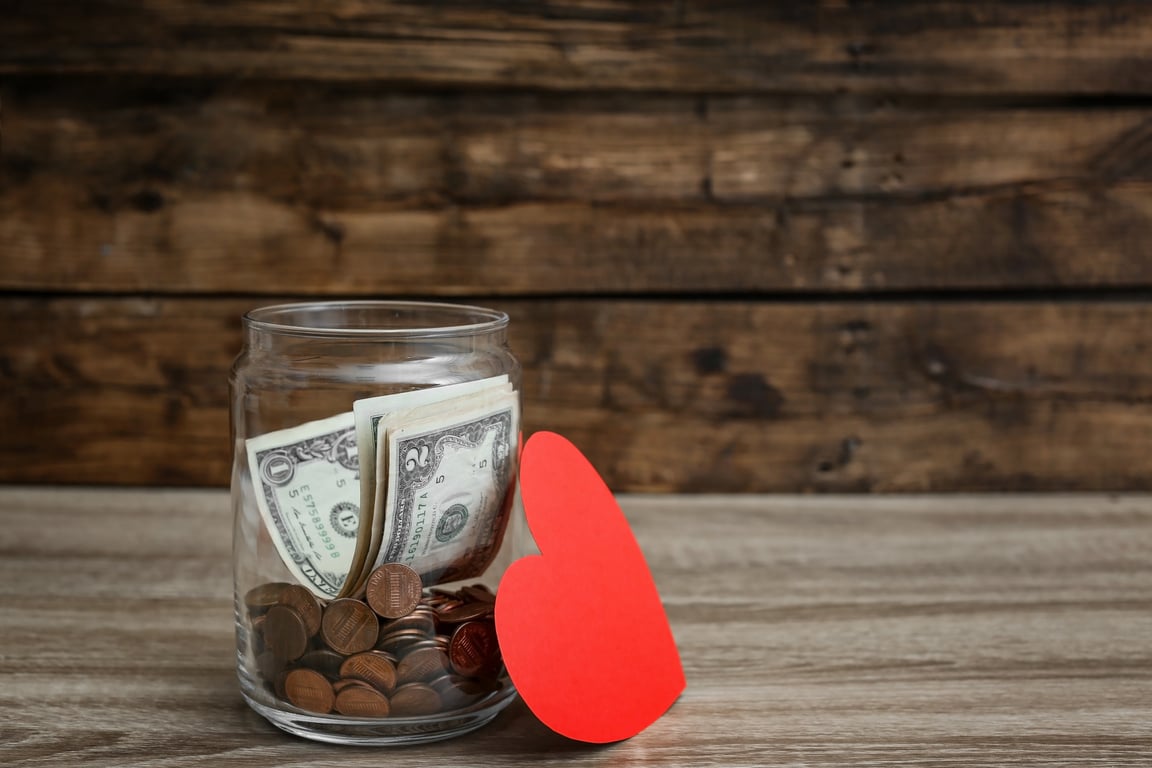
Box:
[230,301,527,745]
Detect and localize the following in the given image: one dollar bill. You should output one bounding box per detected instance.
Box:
[246,412,361,598]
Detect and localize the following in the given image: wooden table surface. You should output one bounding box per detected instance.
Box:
[1,488,1149,767]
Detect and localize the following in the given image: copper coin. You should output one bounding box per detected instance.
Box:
[277,584,323,636]
[334,684,391,717]
[284,668,335,714]
[397,647,450,684]
[274,669,290,700]
[412,607,439,627]
[299,649,345,678]
[461,584,496,604]
[340,651,397,693]
[401,638,440,655]
[244,582,292,615]
[457,676,502,696]
[263,605,309,661]
[449,621,500,677]
[430,674,499,708]
[380,612,436,638]
[321,599,379,655]
[437,600,495,624]
[389,683,443,717]
[375,627,430,654]
[427,674,467,708]
[365,563,423,619]
[432,598,464,614]
[331,678,367,693]
[249,615,267,655]
[255,650,284,683]
[427,672,454,690]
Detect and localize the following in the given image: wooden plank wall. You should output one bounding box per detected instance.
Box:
[2,2,1152,492]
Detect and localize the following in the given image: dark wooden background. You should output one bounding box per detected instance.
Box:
[3,2,1152,492]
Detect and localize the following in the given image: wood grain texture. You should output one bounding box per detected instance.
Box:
[6,81,1152,293]
[5,3,1152,494]
[3,297,1152,492]
[0,487,1149,766]
[4,2,1152,94]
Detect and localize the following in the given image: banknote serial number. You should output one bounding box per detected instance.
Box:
[290,484,341,558]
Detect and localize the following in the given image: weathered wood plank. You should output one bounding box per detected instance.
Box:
[2,488,1151,766]
[7,188,1152,294]
[4,2,1152,94]
[5,83,1152,292]
[9,86,1152,205]
[3,297,1151,492]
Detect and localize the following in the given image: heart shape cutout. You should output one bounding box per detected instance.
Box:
[496,431,685,743]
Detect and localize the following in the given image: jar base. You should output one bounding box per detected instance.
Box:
[240,685,518,745]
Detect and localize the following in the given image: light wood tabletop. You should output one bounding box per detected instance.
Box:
[1,488,1149,766]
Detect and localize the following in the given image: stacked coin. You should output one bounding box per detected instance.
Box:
[243,563,504,717]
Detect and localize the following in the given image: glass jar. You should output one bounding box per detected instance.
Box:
[230,301,526,745]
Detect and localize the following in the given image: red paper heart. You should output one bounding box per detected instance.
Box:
[495,431,685,743]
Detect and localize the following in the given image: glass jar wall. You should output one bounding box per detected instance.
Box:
[230,301,526,744]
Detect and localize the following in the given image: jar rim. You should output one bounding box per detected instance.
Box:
[243,300,508,339]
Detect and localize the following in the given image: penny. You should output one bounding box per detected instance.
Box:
[332,678,375,694]
[432,598,464,614]
[401,638,440,655]
[277,584,323,636]
[411,606,439,626]
[284,668,335,714]
[244,582,292,615]
[249,614,267,655]
[461,584,496,604]
[436,600,495,624]
[334,684,391,717]
[365,563,423,619]
[375,627,430,655]
[263,605,309,661]
[389,683,443,717]
[340,651,397,693]
[256,650,284,682]
[449,621,500,677]
[427,674,467,708]
[273,669,290,700]
[380,612,435,638]
[457,676,502,696]
[321,598,379,655]
[397,647,450,684]
[429,673,498,709]
[299,649,345,678]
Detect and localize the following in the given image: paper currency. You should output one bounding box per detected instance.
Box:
[351,376,509,516]
[246,412,361,598]
[371,387,519,586]
[343,375,510,594]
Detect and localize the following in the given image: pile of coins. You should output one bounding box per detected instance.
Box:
[243,563,504,718]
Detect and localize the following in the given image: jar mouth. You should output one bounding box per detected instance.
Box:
[243,301,508,339]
